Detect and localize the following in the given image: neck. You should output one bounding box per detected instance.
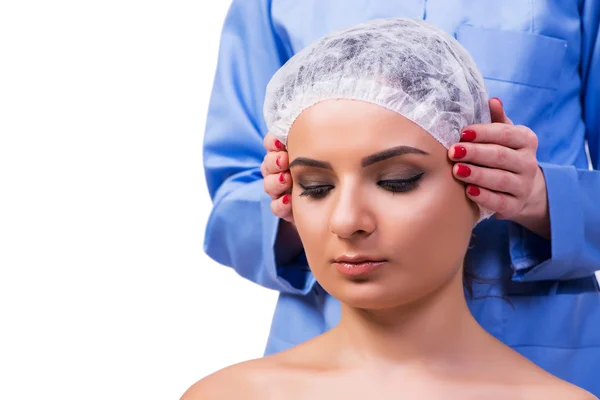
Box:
[332,269,492,368]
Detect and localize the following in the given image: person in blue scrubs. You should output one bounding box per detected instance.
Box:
[202,0,600,395]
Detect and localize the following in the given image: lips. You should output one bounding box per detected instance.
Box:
[333,254,386,264]
[332,254,387,277]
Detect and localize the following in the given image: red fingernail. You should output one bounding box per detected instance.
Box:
[274,140,283,150]
[282,194,290,204]
[492,97,503,108]
[461,130,476,142]
[453,146,467,159]
[276,156,281,168]
[279,172,285,183]
[456,164,471,178]
[468,186,480,196]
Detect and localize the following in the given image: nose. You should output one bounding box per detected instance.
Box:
[329,181,376,240]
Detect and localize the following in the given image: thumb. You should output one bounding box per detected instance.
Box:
[489,97,513,125]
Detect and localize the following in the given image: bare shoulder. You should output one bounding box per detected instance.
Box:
[180,358,277,400]
[180,336,335,400]
[521,372,597,400]
[489,343,597,400]
[537,379,598,400]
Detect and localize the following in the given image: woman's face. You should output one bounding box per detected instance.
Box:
[287,99,479,310]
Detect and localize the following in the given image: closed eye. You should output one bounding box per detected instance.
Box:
[299,184,333,199]
[378,173,424,193]
[298,173,424,199]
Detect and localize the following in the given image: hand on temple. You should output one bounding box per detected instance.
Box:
[261,133,303,263]
[261,132,294,223]
[449,98,551,239]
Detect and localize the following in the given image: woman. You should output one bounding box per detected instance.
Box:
[203,1,600,394]
[185,19,596,399]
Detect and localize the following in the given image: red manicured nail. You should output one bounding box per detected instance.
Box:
[461,130,476,142]
[279,172,285,183]
[456,164,471,178]
[453,146,467,159]
[468,186,480,196]
[282,194,290,204]
[274,140,284,150]
[492,97,503,108]
[276,156,281,168]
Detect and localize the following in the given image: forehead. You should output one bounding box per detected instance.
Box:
[287,99,445,159]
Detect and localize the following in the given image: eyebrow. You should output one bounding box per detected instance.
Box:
[361,145,429,167]
[289,157,333,170]
[288,146,429,170]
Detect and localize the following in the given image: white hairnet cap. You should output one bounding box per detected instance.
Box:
[264,18,493,221]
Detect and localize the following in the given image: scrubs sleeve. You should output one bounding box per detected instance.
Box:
[509,1,600,281]
[203,0,316,294]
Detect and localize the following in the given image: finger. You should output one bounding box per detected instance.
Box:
[460,123,536,150]
[270,194,294,223]
[264,171,293,199]
[449,143,525,173]
[465,185,520,219]
[453,163,527,198]
[262,151,289,176]
[488,97,513,125]
[263,132,286,152]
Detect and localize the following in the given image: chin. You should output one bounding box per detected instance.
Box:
[328,279,418,310]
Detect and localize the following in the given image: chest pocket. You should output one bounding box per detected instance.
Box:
[455,25,568,90]
[455,25,568,125]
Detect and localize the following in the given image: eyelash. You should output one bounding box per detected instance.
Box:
[299,184,333,199]
[299,173,424,199]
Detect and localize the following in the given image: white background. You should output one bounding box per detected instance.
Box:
[0,1,278,399]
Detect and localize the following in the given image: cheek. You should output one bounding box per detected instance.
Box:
[292,198,330,264]
[377,176,473,267]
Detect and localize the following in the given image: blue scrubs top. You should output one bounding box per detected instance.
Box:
[203,0,600,395]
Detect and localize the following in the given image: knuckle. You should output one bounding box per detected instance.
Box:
[264,154,273,169]
[495,147,508,165]
[270,200,280,216]
[264,177,276,196]
[497,172,511,189]
[261,165,270,178]
[514,125,526,146]
[500,126,512,143]
[525,159,538,174]
[269,152,277,168]
[529,131,538,146]
[517,125,538,148]
[527,133,538,149]
[515,178,528,198]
